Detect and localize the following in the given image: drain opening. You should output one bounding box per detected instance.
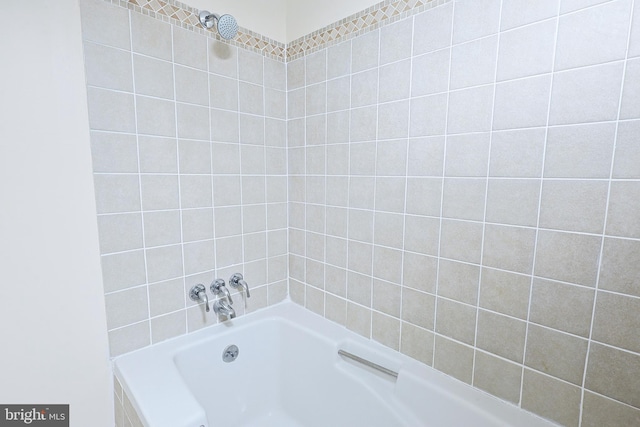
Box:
[222,344,239,363]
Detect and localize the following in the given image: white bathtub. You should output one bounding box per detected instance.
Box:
[114,301,556,427]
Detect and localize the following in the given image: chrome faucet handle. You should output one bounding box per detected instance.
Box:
[229,273,250,299]
[210,279,233,305]
[189,284,210,312]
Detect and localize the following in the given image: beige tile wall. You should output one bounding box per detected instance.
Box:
[81,0,640,425]
[287,0,640,426]
[80,0,288,356]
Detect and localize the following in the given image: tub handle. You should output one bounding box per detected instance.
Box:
[229,273,250,300]
[189,284,210,312]
[210,279,233,305]
[338,349,398,379]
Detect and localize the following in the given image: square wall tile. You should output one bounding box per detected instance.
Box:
[522,368,581,427]
[449,36,498,90]
[485,179,540,227]
[378,60,411,102]
[439,219,483,264]
[173,27,207,70]
[554,0,631,71]
[500,0,559,31]
[489,128,546,177]
[479,268,531,319]
[351,29,379,73]
[447,85,494,134]
[620,58,640,119]
[413,3,453,55]
[139,136,177,173]
[379,19,413,65]
[442,178,487,221]
[90,132,138,173]
[133,54,174,100]
[476,309,526,363]
[401,288,435,330]
[529,278,594,337]
[534,230,601,287]
[545,122,616,178]
[599,237,640,297]
[539,180,609,234]
[473,351,522,404]
[581,391,640,427]
[410,94,448,137]
[444,133,490,177]
[606,181,640,238]
[136,96,176,137]
[482,224,536,274]
[401,323,434,366]
[87,88,135,133]
[434,336,474,384]
[143,210,181,248]
[592,291,640,353]
[93,174,141,214]
[97,213,143,254]
[549,62,624,125]
[585,342,640,408]
[105,286,149,329]
[497,19,556,81]
[80,0,131,49]
[84,42,133,92]
[437,259,480,305]
[404,215,440,255]
[525,324,588,385]
[435,298,476,345]
[130,12,172,61]
[492,74,551,130]
[101,250,147,293]
[452,0,502,44]
[613,120,640,178]
[412,49,451,97]
[327,41,351,80]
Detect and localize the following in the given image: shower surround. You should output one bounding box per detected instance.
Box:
[80,0,640,425]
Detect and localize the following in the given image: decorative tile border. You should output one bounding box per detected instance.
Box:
[101,0,286,61]
[286,0,451,61]
[99,0,450,62]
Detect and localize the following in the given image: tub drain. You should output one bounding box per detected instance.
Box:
[222,345,239,363]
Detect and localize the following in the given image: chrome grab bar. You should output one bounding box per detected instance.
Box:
[337,349,398,379]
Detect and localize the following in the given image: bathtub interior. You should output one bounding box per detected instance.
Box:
[174,318,415,427]
[115,301,557,427]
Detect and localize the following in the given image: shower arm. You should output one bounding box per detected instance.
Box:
[199,11,220,28]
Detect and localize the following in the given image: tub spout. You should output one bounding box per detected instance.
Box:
[213,298,236,319]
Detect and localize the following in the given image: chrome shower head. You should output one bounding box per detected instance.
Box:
[199,10,238,40]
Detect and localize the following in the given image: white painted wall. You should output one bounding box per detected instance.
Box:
[0,1,113,426]
[184,0,288,43]
[285,0,382,42]
[181,0,382,43]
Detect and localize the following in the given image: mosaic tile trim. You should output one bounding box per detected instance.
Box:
[287,0,451,61]
[101,0,450,62]
[101,0,286,61]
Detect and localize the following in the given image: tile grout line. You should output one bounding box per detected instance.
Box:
[519,0,562,411]
[579,0,637,424]
[431,0,455,371]
[125,8,153,350]
[472,0,504,390]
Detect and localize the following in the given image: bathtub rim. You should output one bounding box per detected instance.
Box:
[113,298,558,427]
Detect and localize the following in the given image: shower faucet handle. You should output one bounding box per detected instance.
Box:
[189,284,210,312]
[229,273,250,299]
[210,279,233,305]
